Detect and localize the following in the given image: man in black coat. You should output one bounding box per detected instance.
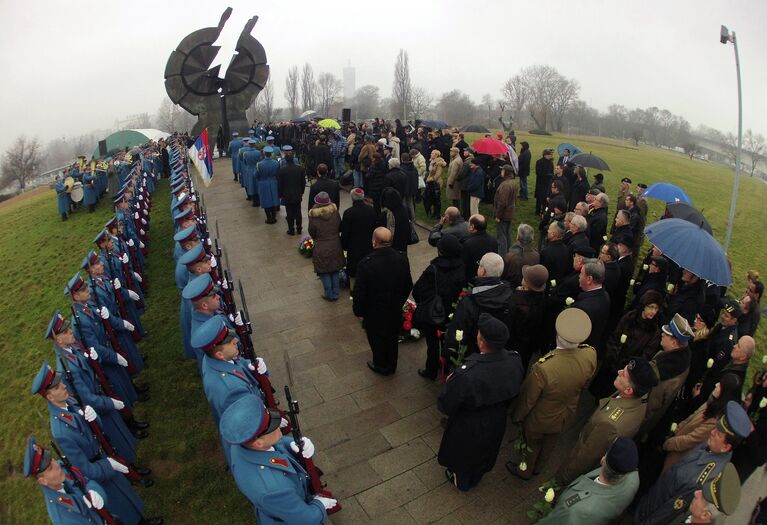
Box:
[399,153,419,220]
[309,135,333,176]
[353,227,413,375]
[517,142,531,200]
[610,210,634,248]
[534,149,554,215]
[573,259,611,358]
[665,268,706,325]
[341,188,377,278]
[438,313,524,492]
[277,146,306,235]
[307,164,340,214]
[384,158,408,200]
[379,187,410,255]
[587,193,609,253]
[460,215,498,283]
[566,215,591,258]
[540,221,570,289]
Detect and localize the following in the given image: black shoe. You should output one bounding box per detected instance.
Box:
[138,517,163,525]
[418,369,437,380]
[134,466,152,476]
[246,196,251,201]
[287,230,295,236]
[296,227,303,234]
[131,428,149,439]
[129,418,150,430]
[137,478,154,488]
[133,383,149,394]
[366,361,389,376]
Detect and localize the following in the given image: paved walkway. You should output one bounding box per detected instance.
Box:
[199,158,765,524]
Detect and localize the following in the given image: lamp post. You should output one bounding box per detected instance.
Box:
[720,25,742,254]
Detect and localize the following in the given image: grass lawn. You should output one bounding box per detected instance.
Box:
[1,131,765,522]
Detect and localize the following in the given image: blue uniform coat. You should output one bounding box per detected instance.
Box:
[241,148,262,196]
[256,158,280,209]
[55,180,71,214]
[38,475,106,525]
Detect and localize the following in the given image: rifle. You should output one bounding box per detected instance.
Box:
[58,356,142,483]
[50,439,120,525]
[284,386,341,515]
[214,232,236,316]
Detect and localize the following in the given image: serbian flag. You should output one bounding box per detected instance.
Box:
[189,129,214,186]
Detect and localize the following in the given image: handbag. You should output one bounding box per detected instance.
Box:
[408,220,420,245]
[414,265,446,328]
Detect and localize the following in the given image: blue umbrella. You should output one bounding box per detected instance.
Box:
[643,182,692,205]
[557,143,582,156]
[644,218,731,285]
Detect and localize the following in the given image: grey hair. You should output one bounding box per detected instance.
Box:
[571,215,588,232]
[583,259,605,284]
[517,223,534,246]
[388,158,401,169]
[479,252,504,277]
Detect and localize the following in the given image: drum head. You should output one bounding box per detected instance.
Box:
[70,182,84,202]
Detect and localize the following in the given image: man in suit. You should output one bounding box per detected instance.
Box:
[574,259,611,357]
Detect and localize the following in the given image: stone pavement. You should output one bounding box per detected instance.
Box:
[199,158,766,524]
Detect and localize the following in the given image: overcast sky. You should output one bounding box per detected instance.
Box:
[1,0,765,154]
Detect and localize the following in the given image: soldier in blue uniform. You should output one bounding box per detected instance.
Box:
[174,226,200,288]
[635,400,752,525]
[241,138,261,201]
[220,395,335,524]
[31,363,160,525]
[23,436,108,525]
[256,146,281,224]
[277,144,300,167]
[47,311,138,463]
[265,136,282,160]
[177,243,213,361]
[228,132,243,182]
[54,174,71,221]
[82,168,98,212]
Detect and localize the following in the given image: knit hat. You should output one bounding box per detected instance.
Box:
[477,313,509,351]
[437,234,462,258]
[605,437,638,474]
[350,188,365,202]
[313,191,331,205]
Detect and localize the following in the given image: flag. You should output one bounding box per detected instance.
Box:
[189,128,213,186]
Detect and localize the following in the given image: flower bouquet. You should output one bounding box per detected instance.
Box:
[298,236,314,258]
[399,299,421,343]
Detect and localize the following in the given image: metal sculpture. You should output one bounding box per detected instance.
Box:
[164,8,269,137]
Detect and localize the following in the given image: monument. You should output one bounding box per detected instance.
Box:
[164,8,269,138]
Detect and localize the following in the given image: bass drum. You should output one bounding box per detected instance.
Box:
[70,182,84,202]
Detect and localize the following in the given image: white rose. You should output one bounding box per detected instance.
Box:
[620,334,628,344]
[519,461,528,472]
[670,422,678,432]
[706,358,714,369]
[455,330,464,342]
[550,279,557,287]
[762,355,767,365]
[642,264,649,271]
[544,488,555,503]
[630,279,636,286]
[760,398,767,409]
[565,297,575,306]
[602,235,607,241]
[667,283,674,293]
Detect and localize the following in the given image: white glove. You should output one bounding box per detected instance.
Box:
[116,354,128,367]
[127,239,135,247]
[191,194,197,202]
[121,253,129,264]
[88,347,98,360]
[313,496,337,510]
[133,272,142,283]
[210,255,217,268]
[140,219,146,225]
[139,241,145,249]
[123,320,135,332]
[233,311,243,326]
[82,405,97,422]
[99,307,110,319]
[221,279,229,290]
[82,494,92,508]
[134,212,139,219]
[110,398,125,410]
[207,238,212,246]
[112,278,122,290]
[290,437,315,459]
[88,489,104,509]
[280,417,289,428]
[140,229,145,236]
[142,209,148,217]
[256,357,267,375]
[138,195,143,201]
[128,290,140,301]
[107,458,129,474]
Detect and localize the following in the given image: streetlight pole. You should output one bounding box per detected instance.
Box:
[721,25,742,254]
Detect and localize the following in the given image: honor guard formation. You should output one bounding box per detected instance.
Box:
[26,119,767,524]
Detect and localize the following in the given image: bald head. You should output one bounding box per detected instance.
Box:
[733,335,755,364]
[444,207,460,223]
[372,227,392,248]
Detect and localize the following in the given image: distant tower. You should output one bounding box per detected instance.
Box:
[343,61,356,101]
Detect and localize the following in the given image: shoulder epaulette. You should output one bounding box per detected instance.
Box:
[538,352,555,364]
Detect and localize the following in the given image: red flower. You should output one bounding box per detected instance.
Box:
[403,321,412,331]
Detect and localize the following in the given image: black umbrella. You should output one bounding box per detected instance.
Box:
[419,119,450,130]
[665,202,713,235]
[460,124,490,133]
[570,152,610,171]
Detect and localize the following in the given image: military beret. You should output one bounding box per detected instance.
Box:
[555,308,591,344]
[93,229,110,245]
[220,395,282,445]
[661,313,694,342]
[81,250,101,270]
[281,145,293,151]
[605,437,638,474]
[626,357,658,393]
[190,314,231,353]
[182,274,217,303]
[572,245,596,259]
[31,361,62,396]
[621,177,632,184]
[173,207,194,223]
[23,436,52,478]
[702,463,740,515]
[477,313,509,351]
[45,310,69,340]
[178,243,208,267]
[173,225,198,243]
[263,146,274,154]
[64,273,87,296]
[721,298,742,318]
[717,400,752,441]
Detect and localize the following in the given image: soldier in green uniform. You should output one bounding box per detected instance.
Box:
[539,437,640,525]
[674,463,741,524]
[508,308,598,479]
[556,357,658,485]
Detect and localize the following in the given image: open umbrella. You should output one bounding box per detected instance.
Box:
[644,218,730,285]
[299,110,317,118]
[644,182,692,205]
[471,138,509,156]
[317,118,341,129]
[557,143,582,156]
[569,152,610,170]
[461,124,490,133]
[419,119,450,130]
[291,117,310,123]
[666,202,712,235]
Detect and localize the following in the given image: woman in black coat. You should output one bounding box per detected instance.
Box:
[364,153,388,214]
[568,166,590,210]
[412,235,467,380]
[379,187,410,254]
[340,188,377,278]
[517,141,531,200]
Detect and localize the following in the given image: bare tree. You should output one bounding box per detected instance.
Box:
[437,90,476,126]
[1,136,42,191]
[391,49,412,120]
[500,75,527,127]
[284,65,300,118]
[409,86,433,121]
[744,129,765,177]
[316,73,342,118]
[249,78,276,123]
[682,142,699,160]
[300,63,317,112]
[353,85,381,120]
[550,79,580,132]
[481,94,494,128]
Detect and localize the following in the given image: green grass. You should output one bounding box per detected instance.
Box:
[0,184,253,524]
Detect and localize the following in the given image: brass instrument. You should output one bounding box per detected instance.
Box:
[77,156,87,171]
[64,176,75,192]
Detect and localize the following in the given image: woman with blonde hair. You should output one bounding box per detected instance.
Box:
[424,149,446,219]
